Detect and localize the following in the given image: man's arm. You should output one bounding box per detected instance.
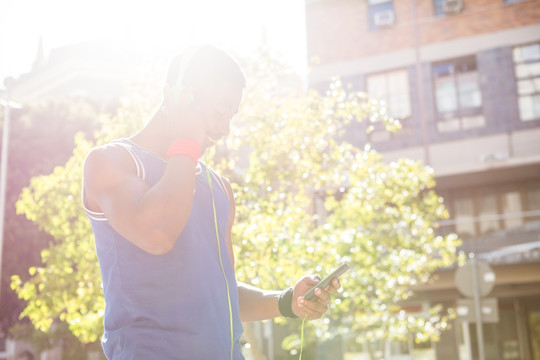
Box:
[221,179,339,322]
[83,143,198,255]
[84,87,209,255]
[237,278,338,322]
[237,283,281,322]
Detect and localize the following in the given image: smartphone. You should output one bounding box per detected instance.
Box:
[303,263,350,301]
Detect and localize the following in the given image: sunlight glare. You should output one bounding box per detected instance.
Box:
[1,0,308,80]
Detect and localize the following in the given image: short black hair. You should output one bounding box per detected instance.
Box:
[166,45,246,90]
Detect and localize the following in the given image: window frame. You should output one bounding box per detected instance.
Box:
[512,42,540,122]
[365,67,413,143]
[443,181,540,239]
[432,56,485,133]
[367,0,395,30]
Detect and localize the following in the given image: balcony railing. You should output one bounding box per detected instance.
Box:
[436,210,540,264]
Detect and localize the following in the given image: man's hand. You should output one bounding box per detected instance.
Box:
[163,85,209,146]
[291,275,341,320]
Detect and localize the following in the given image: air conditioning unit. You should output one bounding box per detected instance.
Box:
[373,9,395,27]
[443,0,464,14]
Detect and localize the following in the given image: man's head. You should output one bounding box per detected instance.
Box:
[165,44,245,97]
[164,45,245,147]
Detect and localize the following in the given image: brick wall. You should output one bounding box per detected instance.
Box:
[306,0,540,66]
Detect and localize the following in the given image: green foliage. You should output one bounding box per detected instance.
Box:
[1,98,102,334]
[12,48,462,354]
[12,134,104,343]
[10,321,104,359]
[11,97,150,342]
[214,49,464,350]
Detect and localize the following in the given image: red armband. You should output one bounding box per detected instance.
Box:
[166,138,202,164]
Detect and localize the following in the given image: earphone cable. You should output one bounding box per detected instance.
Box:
[204,156,234,360]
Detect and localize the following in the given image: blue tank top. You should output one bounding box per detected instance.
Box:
[83,139,244,360]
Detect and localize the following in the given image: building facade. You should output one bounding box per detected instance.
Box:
[305,0,540,359]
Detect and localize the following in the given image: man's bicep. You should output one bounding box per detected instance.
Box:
[84,148,180,255]
[99,179,150,222]
[83,147,148,225]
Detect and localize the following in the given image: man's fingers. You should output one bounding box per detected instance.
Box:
[302,275,321,287]
[313,287,331,305]
[329,277,341,291]
[292,274,343,319]
[299,293,329,312]
[298,296,328,320]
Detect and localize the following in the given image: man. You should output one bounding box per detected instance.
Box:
[82,45,340,359]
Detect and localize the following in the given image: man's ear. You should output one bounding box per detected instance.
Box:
[164,84,195,108]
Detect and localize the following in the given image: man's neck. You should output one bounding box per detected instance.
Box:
[129,109,170,158]
[130,107,209,159]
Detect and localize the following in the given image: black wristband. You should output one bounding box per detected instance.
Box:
[278,287,298,318]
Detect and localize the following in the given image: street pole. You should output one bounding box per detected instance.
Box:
[471,257,485,360]
[0,89,11,303]
[410,0,431,166]
[461,321,472,360]
[0,78,20,303]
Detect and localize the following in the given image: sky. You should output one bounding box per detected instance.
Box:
[0,0,308,87]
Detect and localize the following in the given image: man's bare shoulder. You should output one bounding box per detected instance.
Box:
[83,142,137,192]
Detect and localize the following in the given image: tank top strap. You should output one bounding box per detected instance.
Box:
[199,162,230,199]
[110,139,146,181]
[81,139,146,221]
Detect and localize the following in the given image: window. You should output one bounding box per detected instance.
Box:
[454,196,476,238]
[366,69,411,142]
[433,0,446,16]
[526,187,540,222]
[367,69,411,119]
[478,191,501,234]
[513,42,540,121]
[444,182,540,239]
[433,0,464,16]
[368,0,395,30]
[433,57,484,132]
[502,191,524,229]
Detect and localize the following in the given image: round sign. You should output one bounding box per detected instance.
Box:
[455,259,495,298]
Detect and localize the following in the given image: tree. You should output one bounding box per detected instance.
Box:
[10,69,159,348]
[11,101,147,344]
[216,50,464,357]
[12,48,462,358]
[1,98,100,335]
